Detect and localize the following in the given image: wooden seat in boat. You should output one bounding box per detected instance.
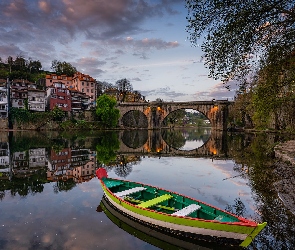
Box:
[138,194,173,208]
[172,204,201,216]
[114,187,146,198]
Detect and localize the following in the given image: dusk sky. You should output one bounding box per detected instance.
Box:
[0,0,237,101]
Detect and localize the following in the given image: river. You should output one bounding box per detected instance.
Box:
[0,128,294,249]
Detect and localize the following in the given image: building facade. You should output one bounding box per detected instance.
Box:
[0,79,8,118]
[28,87,46,112]
[72,72,96,105]
[46,82,71,112]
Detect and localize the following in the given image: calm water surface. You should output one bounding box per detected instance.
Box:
[0,129,294,249]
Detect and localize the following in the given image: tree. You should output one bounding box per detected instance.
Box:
[7,56,13,73]
[28,59,42,73]
[51,60,77,76]
[13,55,27,71]
[251,51,295,129]
[96,94,120,128]
[116,78,133,92]
[186,0,295,84]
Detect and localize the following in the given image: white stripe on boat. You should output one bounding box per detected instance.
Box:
[114,187,146,198]
[172,204,201,216]
[104,193,247,241]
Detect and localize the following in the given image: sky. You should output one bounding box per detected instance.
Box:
[0,0,237,102]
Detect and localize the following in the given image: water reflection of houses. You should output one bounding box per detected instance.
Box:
[0,142,10,180]
[47,147,96,183]
[12,148,47,178]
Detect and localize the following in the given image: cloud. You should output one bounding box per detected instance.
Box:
[0,0,182,58]
[0,0,181,40]
[194,81,238,101]
[0,44,24,60]
[141,86,187,101]
[75,57,107,76]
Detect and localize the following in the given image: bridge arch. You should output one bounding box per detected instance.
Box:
[161,108,211,127]
[121,110,148,128]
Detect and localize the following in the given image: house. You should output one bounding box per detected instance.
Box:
[10,79,30,109]
[0,79,8,118]
[46,82,71,112]
[45,74,73,88]
[72,72,96,105]
[27,87,46,112]
[69,88,90,112]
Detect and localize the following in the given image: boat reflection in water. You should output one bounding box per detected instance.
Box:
[98,196,241,250]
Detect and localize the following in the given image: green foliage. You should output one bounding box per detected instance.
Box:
[51,106,66,121]
[0,55,44,82]
[163,109,186,125]
[96,94,120,128]
[251,52,295,129]
[59,119,97,130]
[51,60,77,76]
[96,132,120,164]
[10,106,65,126]
[186,0,295,83]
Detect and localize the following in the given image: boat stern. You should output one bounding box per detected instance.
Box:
[239,222,267,247]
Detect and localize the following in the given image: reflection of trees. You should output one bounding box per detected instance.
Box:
[53,179,76,193]
[10,132,52,153]
[161,129,186,149]
[114,165,132,178]
[104,155,141,178]
[122,130,148,149]
[96,131,120,165]
[8,169,47,197]
[229,133,295,249]
[225,198,246,217]
[183,128,211,142]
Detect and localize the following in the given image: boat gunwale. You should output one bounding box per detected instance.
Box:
[101,177,258,227]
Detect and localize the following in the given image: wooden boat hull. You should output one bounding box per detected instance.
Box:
[100,195,237,249]
[98,175,266,248]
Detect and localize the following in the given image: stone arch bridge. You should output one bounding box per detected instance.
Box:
[117,100,233,130]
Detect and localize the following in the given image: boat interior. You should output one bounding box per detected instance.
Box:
[103,178,239,223]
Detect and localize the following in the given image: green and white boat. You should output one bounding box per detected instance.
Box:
[96,168,267,248]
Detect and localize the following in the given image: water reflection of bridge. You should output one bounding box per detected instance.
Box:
[118,130,228,158]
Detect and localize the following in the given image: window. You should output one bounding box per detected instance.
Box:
[82,82,84,86]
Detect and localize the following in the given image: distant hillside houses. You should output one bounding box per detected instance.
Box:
[0,71,145,119]
[0,72,97,118]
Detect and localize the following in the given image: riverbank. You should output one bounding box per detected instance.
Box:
[274,141,295,215]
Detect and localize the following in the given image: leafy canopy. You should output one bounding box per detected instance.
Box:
[96,94,120,128]
[51,60,77,76]
[186,0,295,83]
[115,78,133,92]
